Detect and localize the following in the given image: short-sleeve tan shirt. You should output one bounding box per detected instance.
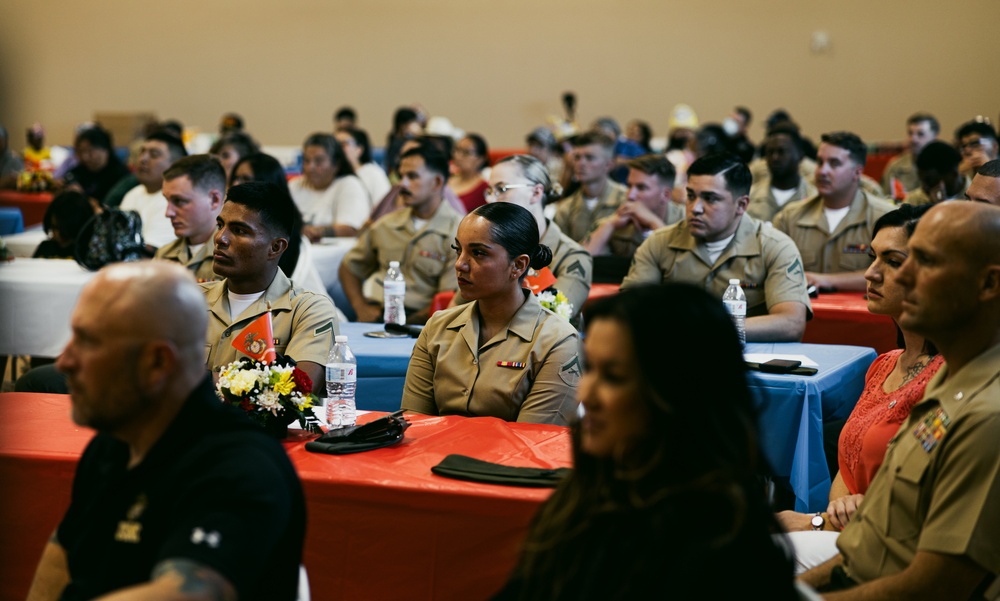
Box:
[746,176,817,223]
[202,271,337,372]
[772,190,895,274]
[154,236,220,283]
[341,201,462,312]
[837,343,1000,583]
[401,290,581,425]
[620,214,812,319]
[553,179,626,242]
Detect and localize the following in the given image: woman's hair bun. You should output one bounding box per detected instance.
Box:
[530,244,553,270]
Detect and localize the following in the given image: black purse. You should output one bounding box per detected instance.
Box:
[304,410,410,455]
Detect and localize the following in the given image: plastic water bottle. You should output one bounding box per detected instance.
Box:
[325,335,357,429]
[723,278,747,348]
[383,261,406,325]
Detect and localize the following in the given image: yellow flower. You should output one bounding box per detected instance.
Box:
[272,370,295,396]
[228,370,259,396]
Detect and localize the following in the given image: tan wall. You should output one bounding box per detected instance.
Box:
[1,0,997,150]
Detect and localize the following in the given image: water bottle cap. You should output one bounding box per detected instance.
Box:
[335,335,348,343]
[729,279,740,285]
[389,261,400,268]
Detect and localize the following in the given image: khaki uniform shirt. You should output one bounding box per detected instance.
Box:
[772,190,895,274]
[586,202,685,258]
[202,271,337,372]
[621,214,811,318]
[451,220,592,320]
[342,201,462,312]
[901,177,970,206]
[838,343,1000,583]
[881,151,919,196]
[553,178,627,242]
[401,290,581,425]
[747,177,817,223]
[154,237,220,283]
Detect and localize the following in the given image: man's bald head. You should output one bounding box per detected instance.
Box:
[58,262,210,434]
[896,201,1000,349]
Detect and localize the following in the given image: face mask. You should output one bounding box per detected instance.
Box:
[723,117,740,137]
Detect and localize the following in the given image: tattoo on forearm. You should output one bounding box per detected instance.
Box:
[152,559,236,601]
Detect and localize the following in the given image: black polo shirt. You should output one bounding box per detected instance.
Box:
[57,377,305,600]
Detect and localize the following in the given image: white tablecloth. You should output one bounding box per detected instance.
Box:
[0,258,96,356]
[2,228,47,258]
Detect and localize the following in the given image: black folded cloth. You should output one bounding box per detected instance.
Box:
[431,454,570,488]
[305,410,410,455]
[385,323,424,338]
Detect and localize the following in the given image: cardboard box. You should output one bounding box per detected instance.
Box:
[92,111,158,146]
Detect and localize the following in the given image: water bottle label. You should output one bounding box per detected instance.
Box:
[384,280,406,296]
[325,363,357,382]
[723,299,746,316]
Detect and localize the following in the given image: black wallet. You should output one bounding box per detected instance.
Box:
[431,454,570,488]
[304,410,410,454]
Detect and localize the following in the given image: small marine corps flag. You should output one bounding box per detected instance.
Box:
[525,267,557,294]
[232,307,276,363]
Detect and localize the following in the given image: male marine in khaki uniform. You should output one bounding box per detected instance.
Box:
[901,141,968,207]
[622,153,810,342]
[747,124,816,222]
[966,160,1000,206]
[583,154,684,258]
[155,154,226,282]
[880,112,939,199]
[552,131,627,242]
[801,201,1000,598]
[340,143,462,324]
[204,181,337,392]
[773,132,895,292]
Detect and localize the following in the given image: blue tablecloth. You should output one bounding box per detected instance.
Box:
[0,207,25,235]
[746,342,878,512]
[340,322,417,412]
[342,324,876,512]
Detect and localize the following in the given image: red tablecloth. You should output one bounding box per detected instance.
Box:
[0,394,570,601]
[803,292,898,354]
[0,191,53,228]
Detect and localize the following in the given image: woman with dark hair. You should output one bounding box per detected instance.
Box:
[61,125,130,203]
[778,203,943,572]
[449,133,490,213]
[334,127,391,206]
[32,190,95,258]
[209,131,259,182]
[289,132,370,240]
[401,202,580,424]
[495,283,798,600]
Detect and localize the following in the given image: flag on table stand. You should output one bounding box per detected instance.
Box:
[232,310,276,363]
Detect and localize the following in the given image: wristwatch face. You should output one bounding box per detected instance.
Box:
[811,514,825,530]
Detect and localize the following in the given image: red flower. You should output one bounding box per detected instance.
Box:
[292,367,313,393]
[239,399,253,411]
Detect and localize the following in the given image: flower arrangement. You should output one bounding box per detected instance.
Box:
[538,290,574,321]
[216,355,323,436]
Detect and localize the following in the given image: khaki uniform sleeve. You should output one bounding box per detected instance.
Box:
[761,230,812,314]
[620,235,665,289]
[341,227,378,280]
[283,293,337,366]
[516,332,581,425]
[552,199,574,239]
[400,326,439,415]
[552,250,592,319]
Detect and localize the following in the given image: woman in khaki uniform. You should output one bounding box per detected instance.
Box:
[401,202,581,425]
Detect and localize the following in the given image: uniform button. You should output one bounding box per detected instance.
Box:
[955,391,964,400]
[462,389,468,395]
[472,359,478,365]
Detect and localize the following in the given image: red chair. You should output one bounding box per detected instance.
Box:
[429,291,455,317]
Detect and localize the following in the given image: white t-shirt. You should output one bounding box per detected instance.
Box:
[356,163,392,207]
[289,174,371,230]
[704,233,735,265]
[119,184,176,248]
[823,206,851,233]
[771,186,798,207]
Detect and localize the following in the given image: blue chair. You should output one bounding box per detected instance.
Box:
[0,207,25,235]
